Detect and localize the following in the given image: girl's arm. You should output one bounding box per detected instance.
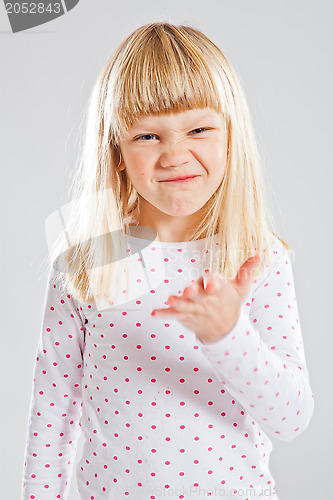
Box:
[21,262,85,499]
[197,239,314,442]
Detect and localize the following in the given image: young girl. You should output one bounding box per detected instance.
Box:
[21,22,314,500]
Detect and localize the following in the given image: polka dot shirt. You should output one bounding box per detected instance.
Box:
[21,233,314,499]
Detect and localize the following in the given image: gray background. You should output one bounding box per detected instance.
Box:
[1,0,331,498]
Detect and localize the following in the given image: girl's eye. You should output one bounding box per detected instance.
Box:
[189,128,208,135]
[135,128,209,141]
[136,134,157,141]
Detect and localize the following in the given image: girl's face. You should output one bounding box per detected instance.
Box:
[118,107,228,241]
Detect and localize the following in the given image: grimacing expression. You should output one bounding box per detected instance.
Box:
[118,107,228,220]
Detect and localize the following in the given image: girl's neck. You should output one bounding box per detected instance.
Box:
[125,208,209,243]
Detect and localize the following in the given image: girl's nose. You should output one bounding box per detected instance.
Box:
[159,141,189,167]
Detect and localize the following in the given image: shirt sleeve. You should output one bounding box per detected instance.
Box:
[21,262,86,499]
[196,238,315,442]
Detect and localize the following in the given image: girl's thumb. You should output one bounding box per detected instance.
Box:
[235,254,261,291]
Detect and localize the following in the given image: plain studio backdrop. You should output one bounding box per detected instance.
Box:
[0,1,331,498]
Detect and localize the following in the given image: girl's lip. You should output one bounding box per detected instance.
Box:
[159,175,200,182]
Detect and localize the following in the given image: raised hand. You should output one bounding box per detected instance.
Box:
[151,255,261,344]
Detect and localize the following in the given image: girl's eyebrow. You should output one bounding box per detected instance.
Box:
[130,112,220,132]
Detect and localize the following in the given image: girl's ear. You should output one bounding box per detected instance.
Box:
[116,150,126,171]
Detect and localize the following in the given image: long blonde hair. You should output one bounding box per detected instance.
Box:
[45,22,292,304]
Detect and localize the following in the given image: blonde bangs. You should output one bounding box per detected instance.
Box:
[110,24,224,143]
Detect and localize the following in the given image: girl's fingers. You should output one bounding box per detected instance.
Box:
[197,275,206,290]
[205,280,218,294]
[183,284,198,298]
[168,296,189,310]
[185,283,205,302]
[182,275,220,300]
[205,272,227,294]
[166,273,224,311]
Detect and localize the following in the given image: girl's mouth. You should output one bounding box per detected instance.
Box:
[159,175,200,183]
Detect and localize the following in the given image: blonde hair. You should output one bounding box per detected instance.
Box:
[44,22,292,304]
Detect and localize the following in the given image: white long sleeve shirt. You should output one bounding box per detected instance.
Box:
[21,232,314,499]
